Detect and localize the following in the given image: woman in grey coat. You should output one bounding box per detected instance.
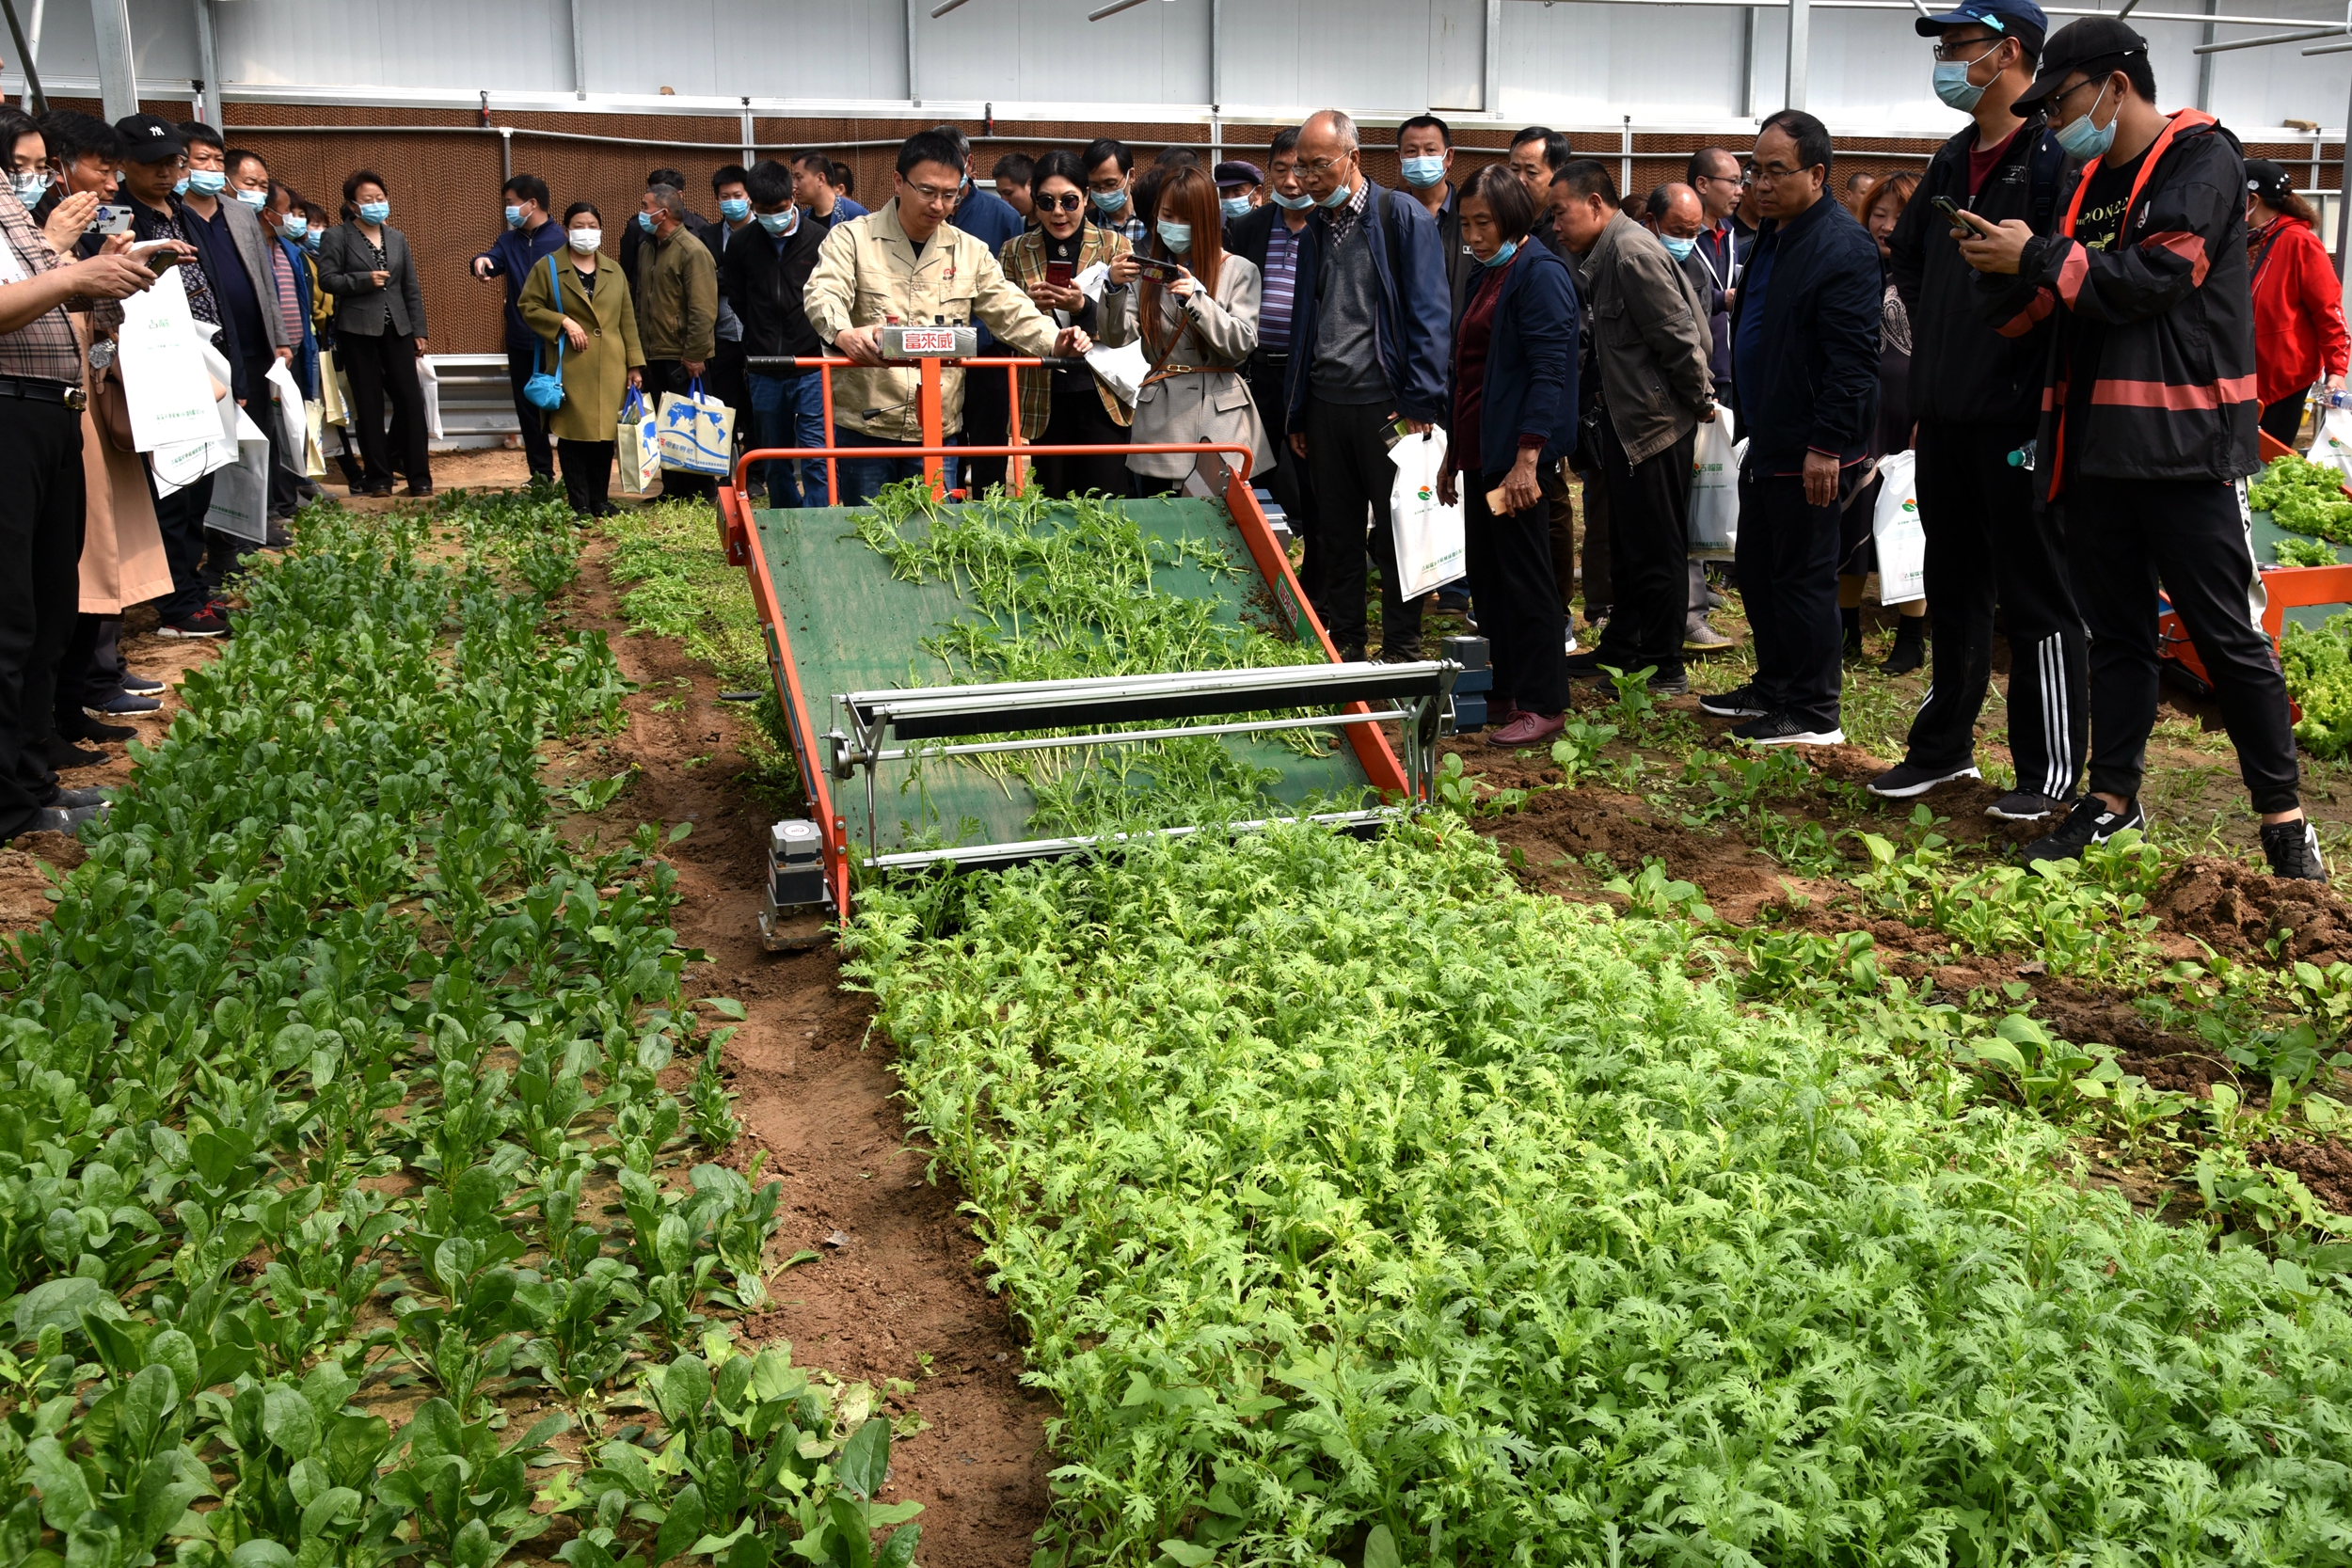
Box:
[316,168,433,496]
[1101,166,1272,493]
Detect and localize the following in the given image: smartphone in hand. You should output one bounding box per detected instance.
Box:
[1132,255,1184,283]
[87,205,134,236]
[1045,259,1074,287]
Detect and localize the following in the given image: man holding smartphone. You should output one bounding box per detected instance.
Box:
[1867,0,2089,825]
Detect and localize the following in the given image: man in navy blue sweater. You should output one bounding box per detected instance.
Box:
[1701,109,1883,745]
[470,174,567,483]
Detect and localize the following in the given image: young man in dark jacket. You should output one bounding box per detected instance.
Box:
[1964,18,2321,879]
[723,160,832,508]
[1869,0,2089,823]
[1703,109,1883,745]
[1285,109,1453,663]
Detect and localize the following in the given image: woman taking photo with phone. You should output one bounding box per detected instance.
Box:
[1100,164,1270,496]
[518,200,645,519]
[998,150,1134,499]
[316,169,432,496]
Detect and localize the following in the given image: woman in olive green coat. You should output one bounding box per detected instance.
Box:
[518,200,646,517]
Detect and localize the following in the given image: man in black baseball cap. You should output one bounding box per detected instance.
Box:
[113,113,183,166]
[1954,18,2323,879]
[1867,0,2086,820]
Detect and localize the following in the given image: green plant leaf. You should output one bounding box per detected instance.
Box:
[834,1418,890,1501]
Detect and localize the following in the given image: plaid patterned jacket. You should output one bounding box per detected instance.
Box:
[997,222,1133,442]
[0,187,92,386]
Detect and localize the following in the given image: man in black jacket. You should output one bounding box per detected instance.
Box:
[618,166,719,288]
[1963,19,2320,878]
[723,161,831,508]
[1701,109,1883,746]
[1868,0,2088,824]
[1227,129,1320,584]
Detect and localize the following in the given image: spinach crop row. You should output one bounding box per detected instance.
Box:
[0,495,913,1568]
[847,819,2352,1568]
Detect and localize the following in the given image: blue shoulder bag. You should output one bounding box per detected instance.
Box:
[524,251,567,411]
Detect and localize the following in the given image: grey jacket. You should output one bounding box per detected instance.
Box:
[211,196,293,354]
[1100,255,1273,482]
[1577,211,1714,464]
[317,221,428,339]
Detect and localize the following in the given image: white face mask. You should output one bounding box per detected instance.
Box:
[567,227,602,254]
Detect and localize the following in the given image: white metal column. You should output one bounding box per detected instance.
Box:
[1485,0,1503,118]
[906,0,923,106]
[192,0,221,129]
[87,0,135,121]
[1785,0,1809,110]
[568,0,586,100]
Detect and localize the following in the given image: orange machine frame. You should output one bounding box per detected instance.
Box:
[715,356,1412,921]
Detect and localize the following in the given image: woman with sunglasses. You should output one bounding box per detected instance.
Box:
[1101,165,1270,496]
[998,150,1135,499]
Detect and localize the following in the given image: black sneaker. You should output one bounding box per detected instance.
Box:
[1647,670,1690,696]
[1867,761,1980,800]
[1988,789,2065,822]
[1699,683,1770,719]
[1730,711,1846,746]
[2020,797,2144,864]
[22,802,103,837]
[2262,817,2328,882]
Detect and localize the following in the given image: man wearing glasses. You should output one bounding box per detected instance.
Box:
[1956,18,2321,879]
[1282,108,1451,664]
[1866,0,2087,826]
[1699,109,1883,747]
[804,130,1091,507]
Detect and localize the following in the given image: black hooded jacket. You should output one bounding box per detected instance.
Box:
[1975,111,2258,499]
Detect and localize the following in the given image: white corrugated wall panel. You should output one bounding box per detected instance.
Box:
[9,0,200,94]
[915,0,1208,106]
[580,0,907,102]
[1218,0,1486,117]
[215,0,573,94]
[1499,3,1745,124]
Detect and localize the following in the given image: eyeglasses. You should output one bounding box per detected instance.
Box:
[902,180,961,205]
[1931,35,2003,61]
[1297,156,1353,177]
[1748,161,1810,185]
[1087,177,1126,195]
[1037,191,1085,213]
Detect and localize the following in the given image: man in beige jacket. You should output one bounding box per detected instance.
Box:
[804,129,1090,504]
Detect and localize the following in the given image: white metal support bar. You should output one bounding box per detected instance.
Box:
[739,98,754,166]
[2196,0,2217,105]
[11,0,43,112]
[906,0,922,105]
[498,124,512,181]
[567,0,586,99]
[192,0,220,128]
[1785,0,1809,109]
[86,0,135,122]
[1740,5,1757,117]
[1620,115,1632,196]
[1485,0,1503,117]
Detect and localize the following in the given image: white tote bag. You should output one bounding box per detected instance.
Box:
[1871,449,1926,607]
[658,378,737,475]
[202,407,274,543]
[617,388,661,496]
[1687,408,1739,559]
[1388,429,1467,600]
[263,356,308,462]
[117,267,221,452]
[2311,404,2352,482]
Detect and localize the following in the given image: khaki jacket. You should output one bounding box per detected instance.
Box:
[634,225,717,364]
[519,251,648,443]
[1575,211,1715,466]
[803,198,1062,441]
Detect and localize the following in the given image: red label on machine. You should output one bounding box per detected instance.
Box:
[899,328,960,354]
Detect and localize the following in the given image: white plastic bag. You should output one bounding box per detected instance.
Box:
[1871,449,1926,606]
[617,388,660,496]
[117,267,220,451]
[1388,429,1466,600]
[1083,340,1150,408]
[658,378,736,475]
[202,407,273,544]
[1687,408,1739,559]
[263,356,307,464]
[2311,404,2352,480]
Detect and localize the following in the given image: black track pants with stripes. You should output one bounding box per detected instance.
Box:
[2065,474,2302,815]
[1899,421,2088,800]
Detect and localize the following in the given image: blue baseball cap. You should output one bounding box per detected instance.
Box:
[1915,0,2047,49]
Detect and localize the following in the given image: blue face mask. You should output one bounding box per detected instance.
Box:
[1270,188,1315,212]
[720,197,751,222]
[235,187,267,209]
[2053,82,2116,161]
[1480,240,1518,268]
[1220,196,1252,220]
[172,177,190,197]
[1932,57,1989,112]
[1090,187,1127,214]
[504,203,525,227]
[187,168,227,197]
[1661,235,1697,261]
[303,230,320,250]
[358,200,390,224]
[637,210,657,232]
[1318,180,1352,209]
[1157,219,1191,252]
[282,214,309,240]
[755,207,798,236]
[1400,154,1446,188]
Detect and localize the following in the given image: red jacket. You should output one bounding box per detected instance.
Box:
[2250,214,2349,407]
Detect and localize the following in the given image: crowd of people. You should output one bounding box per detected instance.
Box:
[1,0,2346,879]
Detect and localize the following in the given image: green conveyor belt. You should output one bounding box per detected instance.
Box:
[752,496,1376,856]
[2252,509,2352,632]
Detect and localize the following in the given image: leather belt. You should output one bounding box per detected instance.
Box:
[0,375,87,410]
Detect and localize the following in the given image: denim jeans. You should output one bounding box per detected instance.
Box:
[747,371,829,507]
[833,428,930,509]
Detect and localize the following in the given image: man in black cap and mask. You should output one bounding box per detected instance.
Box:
[1956,17,2320,880]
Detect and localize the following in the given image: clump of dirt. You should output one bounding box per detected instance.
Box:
[2247,1137,2352,1212]
[2150,857,2352,966]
